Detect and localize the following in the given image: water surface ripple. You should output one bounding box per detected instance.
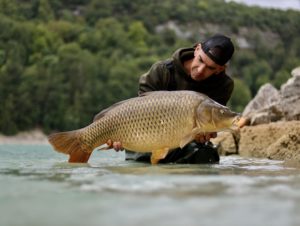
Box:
[1,144,299,226]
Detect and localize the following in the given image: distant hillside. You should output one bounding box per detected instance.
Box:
[0,0,299,134]
[226,0,300,11]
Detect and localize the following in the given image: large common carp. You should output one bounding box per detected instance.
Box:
[48,91,241,164]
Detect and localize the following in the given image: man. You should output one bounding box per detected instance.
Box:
[111,34,235,164]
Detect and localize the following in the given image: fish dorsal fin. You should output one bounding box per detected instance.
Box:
[179,128,203,149]
[139,91,171,97]
[93,99,131,122]
[139,91,155,97]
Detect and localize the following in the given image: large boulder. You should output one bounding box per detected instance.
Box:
[238,121,300,159]
[242,83,283,125]
[242,66,300,125]
[266,131,300,162]
[280,67,300,120]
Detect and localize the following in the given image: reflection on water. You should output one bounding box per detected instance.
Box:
[0,144,300,226]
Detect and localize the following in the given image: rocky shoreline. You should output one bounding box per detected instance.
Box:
[212,120,300,163]
[213,66,300,165]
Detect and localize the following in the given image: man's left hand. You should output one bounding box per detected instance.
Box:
[194,132,217,143]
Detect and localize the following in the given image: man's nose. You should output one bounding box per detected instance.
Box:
[197,64,205,73]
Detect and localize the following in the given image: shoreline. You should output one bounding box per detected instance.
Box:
[0,129,48,145]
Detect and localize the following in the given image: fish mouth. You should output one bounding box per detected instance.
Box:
[232,115,249,129]
[231,114,242,130]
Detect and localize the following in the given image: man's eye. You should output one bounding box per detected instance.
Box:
[220,110,224,114]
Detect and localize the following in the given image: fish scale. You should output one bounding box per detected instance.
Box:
[48,91,240,164]
[84,91,197,151]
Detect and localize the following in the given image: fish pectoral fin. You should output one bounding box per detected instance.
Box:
[179,128,202,149]
[179,134,194,149]
[151,148,170,164]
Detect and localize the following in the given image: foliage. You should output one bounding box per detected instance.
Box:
[0,0,300,134]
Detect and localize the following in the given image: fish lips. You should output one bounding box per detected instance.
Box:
[230,114,244,130]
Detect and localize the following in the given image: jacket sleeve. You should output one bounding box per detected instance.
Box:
[138,61,170,96]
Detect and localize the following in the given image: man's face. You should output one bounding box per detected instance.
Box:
[190,44,225,81]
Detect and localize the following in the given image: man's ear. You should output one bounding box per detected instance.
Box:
[216,65,226,74]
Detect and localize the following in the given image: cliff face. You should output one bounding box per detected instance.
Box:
[212,67,300,164]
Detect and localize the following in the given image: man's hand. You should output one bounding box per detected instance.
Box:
[106,139,124,151]
[194,132,217,143]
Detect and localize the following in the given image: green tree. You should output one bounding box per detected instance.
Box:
[1,0,300,134]
[228,78,252,112]
[0,94,18,134]
[0,0,17,17]
[242,60,272,96]
[37,0,54,22]
[273,70,291,89]
[126,21,148,56]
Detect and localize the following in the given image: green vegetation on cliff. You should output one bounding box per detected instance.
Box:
[0,0,299,134]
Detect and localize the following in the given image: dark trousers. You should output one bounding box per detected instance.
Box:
[125,142,220,164]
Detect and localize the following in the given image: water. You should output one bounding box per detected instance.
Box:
[1,144,300,226]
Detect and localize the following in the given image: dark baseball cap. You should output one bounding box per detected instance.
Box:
[201,34,234,65]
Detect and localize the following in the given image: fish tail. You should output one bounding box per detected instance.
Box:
[48,130,93,163]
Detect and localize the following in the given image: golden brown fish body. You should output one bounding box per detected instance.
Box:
[48,91,240,164]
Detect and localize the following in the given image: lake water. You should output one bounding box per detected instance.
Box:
[1,144,300,226]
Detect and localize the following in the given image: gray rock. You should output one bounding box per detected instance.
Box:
[238,121,300,159]
[280,66,300,120]
[242,83,283,125]
[243,83,280,116]
[250,104,284,125]
[242,66,300,124]
[291,66,300,77]
[267,131,300,161]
